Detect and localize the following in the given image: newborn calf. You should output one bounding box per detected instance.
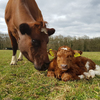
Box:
[47,46,100,81]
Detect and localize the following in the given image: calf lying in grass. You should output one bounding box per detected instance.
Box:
[47,46,100,81]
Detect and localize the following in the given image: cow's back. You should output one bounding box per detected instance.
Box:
[5,0,44,41]
[25,0,43,21]
[5,0,43,27]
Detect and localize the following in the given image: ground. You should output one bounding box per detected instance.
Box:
[0,50,100,100]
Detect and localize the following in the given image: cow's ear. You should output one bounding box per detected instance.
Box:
[47,28,55,36]
[19,23,31,35]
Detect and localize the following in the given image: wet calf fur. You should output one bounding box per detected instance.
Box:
[47,46,100,81]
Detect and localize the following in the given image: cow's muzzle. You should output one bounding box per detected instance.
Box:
[34,62,50,71]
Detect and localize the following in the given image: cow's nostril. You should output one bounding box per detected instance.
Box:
[45,62,50,65]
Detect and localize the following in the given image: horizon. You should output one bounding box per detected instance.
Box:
[0,0,100,38]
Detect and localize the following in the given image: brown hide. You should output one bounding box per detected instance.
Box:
[47,46,96,81]
[73,56,96,71]
[5,0,55,70]
[73,50,83,55]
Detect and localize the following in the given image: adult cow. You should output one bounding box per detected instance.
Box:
[5,0,55,71]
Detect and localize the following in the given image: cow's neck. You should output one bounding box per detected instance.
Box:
[14,0,43,27]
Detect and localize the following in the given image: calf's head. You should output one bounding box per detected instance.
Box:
[18,22,55,71]
[49,46,82,72]
[57,46,74,71]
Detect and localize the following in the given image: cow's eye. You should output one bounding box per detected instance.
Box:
[32,39,40,47]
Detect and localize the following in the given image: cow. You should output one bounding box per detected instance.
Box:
[5,0,55,71]
[47,46,100,81]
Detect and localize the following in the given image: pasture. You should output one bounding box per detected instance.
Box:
[0,50,100,100]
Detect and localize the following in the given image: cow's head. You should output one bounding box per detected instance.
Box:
[18,21,55,71]
[49,46,82,72]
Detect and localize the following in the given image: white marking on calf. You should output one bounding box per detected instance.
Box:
[83,72,91,79]
[10,55,17,65]
[85,61,90,71]
[18,52,23,61]
[41,28,48,34]
[61,47,68,51]
[89,70,95,78]
[83,65,100,79]
[78,75,85,79]
[94,65,100,75]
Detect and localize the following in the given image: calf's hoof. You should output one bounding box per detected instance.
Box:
[84,72,91,79]
[47,71,55,78]
[61,73,72,81]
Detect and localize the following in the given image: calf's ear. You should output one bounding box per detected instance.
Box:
[47,28,55,36]
[19,23,31,35]
[73,50,83,55]
[48,49,57,57]
[78,51,82,55]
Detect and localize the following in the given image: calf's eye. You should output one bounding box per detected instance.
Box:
[67,55,72,58]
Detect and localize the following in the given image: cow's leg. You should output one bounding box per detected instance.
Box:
[9,30,18,65]
[18,51,23,61]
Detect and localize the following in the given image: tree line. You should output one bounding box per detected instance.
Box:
[0,33,100,51]
[47,35,100,52]
[0,33,11,49]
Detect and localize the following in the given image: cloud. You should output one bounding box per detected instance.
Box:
[0,0,8,33]
[0,0,100,38]
[36,0,100,38]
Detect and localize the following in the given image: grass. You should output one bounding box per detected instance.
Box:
[0,50,100,100]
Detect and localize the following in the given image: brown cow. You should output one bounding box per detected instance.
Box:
[5,0,55,71]
[47,46,100,81]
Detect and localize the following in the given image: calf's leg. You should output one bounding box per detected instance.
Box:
[61,73,81,81]
[47,71,55,77]
[61,73,72,81]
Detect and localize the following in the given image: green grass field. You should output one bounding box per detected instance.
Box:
[0,50,100,100]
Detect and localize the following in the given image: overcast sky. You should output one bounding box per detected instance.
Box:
[0,0,100,38]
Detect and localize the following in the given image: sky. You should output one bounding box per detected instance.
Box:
[0,0,100,38]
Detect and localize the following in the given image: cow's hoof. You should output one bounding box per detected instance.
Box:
[10,64,17,65]
[17,59,23,61]
[10,62,17,65]
[10,56,17,65]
